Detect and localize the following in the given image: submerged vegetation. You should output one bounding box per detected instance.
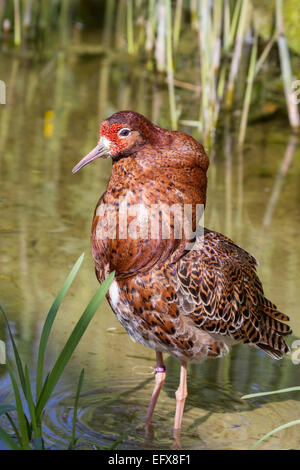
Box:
[0,255,114,450]
[0,0,299,146]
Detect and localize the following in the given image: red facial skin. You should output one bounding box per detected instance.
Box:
[100,122,128,156]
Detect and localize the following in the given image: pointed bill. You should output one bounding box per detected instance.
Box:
[72,138,110,173]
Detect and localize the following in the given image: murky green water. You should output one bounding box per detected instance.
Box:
[0,43,300,450]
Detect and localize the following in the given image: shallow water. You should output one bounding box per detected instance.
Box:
[0,42,300,450]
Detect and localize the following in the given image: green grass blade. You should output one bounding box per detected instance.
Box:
[0,426,21,450]
[39,372,50,397]
[0,304,26,395]
[36,373,50,443]
[69,368,84,450]
[35,272,114,419]
[242,386,300,399]
[24,365,39,438]
[4,413,21,445]
[36,253,85,400]
[251,420,300,450]
[24,413,32,442]
[107,431,128,450]
[6,360,30,449]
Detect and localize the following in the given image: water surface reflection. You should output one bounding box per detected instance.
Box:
[0,48,300,449]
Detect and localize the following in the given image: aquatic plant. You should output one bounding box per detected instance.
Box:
[242,386,300,449]
[0,254,114,450]
[119,0,299,145]
[1,1,299,151]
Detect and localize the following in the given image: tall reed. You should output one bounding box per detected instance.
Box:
[121,0,299,145]
[238,34,258,147]
[2,0,299,144]
[275,0,300,129]
[13,0,21,46]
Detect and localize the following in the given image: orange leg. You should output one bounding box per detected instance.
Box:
[146,352,166,425]
[174,362,187,430]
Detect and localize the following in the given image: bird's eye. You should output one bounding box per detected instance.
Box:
[118,128,131,138]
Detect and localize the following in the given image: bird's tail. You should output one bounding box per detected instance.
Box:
[255,300,291,360]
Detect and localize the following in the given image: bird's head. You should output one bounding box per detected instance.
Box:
[72,111,160,173]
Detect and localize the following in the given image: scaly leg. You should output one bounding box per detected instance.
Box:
[174,362,187,430]
[145,352,166,425]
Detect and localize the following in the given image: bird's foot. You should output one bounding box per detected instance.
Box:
[171,428,182,450]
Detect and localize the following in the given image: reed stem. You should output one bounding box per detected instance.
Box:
[275,0,300,130]
[226,0,249,109]
[145,0,156,53]
[155,0,166,72]
[127,0,134,54]
[238,34,258,146]
[103,0,115,48]
[13,0,21,46]
[173,0,183,51]
[165,0,177,129]
[254,33,276,77]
